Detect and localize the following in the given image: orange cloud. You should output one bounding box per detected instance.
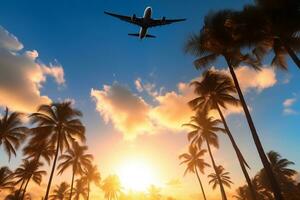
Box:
[0,26,65,113]
[91,84,153,140]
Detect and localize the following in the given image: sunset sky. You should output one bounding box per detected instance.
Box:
[0,0,300,200]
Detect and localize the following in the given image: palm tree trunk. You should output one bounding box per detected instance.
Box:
[18,179,26,198]
[21,178,31,200]
[69,168,76,200]
[216,103,257,200]
[87,182,90,200]
[225,56,284,200]
[44,131,61,200]
[205,138,227,200]
[194,165,207,200]
[278,38,300,69]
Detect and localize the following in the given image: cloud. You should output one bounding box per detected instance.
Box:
[91,84,153,140]
[135,78,143,92]
[234,66,277,92]
[0,26,65,113]
[283,97,297,115]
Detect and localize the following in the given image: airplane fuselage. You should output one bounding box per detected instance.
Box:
[139,7,152,39]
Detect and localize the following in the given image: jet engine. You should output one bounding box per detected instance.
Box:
[132,14,136,21]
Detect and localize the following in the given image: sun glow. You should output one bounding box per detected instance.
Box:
[117,159,159,191]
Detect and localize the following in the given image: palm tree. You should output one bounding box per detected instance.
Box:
[189,70,257,200]
[82,164,101,200]
[184,111,227,200]
[14,159,46,200]
[253,0,300,68]
[0,166,14,193]
[208,166,233,192]
[29,102,86,200]
[49,182,70,200]
[101,175,121,200]
[73,178,88,200]
[185,11,283,200]
[258,151,297,199]
[0,107,28,160]
[179,145,210,200]
[57,142,92,200]
[148,185,162,200]
[23,138,55,166]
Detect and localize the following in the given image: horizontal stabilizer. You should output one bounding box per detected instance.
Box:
[128,33,140,37]
[145,34,156,38]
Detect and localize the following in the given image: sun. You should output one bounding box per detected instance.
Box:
[117,159,159,191]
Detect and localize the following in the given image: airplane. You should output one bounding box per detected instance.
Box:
[104,7,186,39]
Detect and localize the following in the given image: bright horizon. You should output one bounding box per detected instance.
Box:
[1,1,300,200]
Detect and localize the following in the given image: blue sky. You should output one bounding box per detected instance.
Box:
[1,0,300,199]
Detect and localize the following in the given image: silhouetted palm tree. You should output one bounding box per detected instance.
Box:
[179,145,210,200]
[29,102,85,200]
[0,108,28,160]
[102,175,121,200]
[259,151,298,199]
[73,178,88,200]
[14,159,46,200]
[189,70,257,200]
[184,111,227,200]
[49,182,70,200]
[208,165,233,191]
[82,164,101,200]
[185,11,283,200]
[57,142,92,200]
[23,139,55,166]
[0,166,14,193]
[253,0,300,68]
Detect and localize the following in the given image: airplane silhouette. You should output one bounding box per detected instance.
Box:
[104,7,186,39]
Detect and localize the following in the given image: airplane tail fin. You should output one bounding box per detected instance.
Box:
[128,33,156,38]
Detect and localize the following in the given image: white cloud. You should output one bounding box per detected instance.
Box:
[283,97,297,115]
[0,26,65,112]
[135,78,143,92]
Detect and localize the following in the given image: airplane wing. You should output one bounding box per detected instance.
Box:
[148,18,186,27]
[104,11,143,26]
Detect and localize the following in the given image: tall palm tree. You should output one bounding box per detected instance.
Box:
[208,165,233,200]
[49,182,70,200]
[14,159,46,200]
[184,111,227,200]
[101,175,121,200]
[82,164,101,200]
[0,166,14,193]
[179,145,210,200]
[189,70,257,200]
[0,108,28,160]
[29,102,86,200]
[185,11,283,200]
[73,178,88,200]
[57,142,92,200]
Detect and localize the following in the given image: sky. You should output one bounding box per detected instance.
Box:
[0,0,300,200]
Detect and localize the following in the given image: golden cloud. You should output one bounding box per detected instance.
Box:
[0,26,65,113]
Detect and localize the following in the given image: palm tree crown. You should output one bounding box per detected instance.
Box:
[102,175,122,200]
[208,165,233,189]
[0,108,28,160]
[49,182,70,200]
[0,166,14,192]
[179,145,210,175]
